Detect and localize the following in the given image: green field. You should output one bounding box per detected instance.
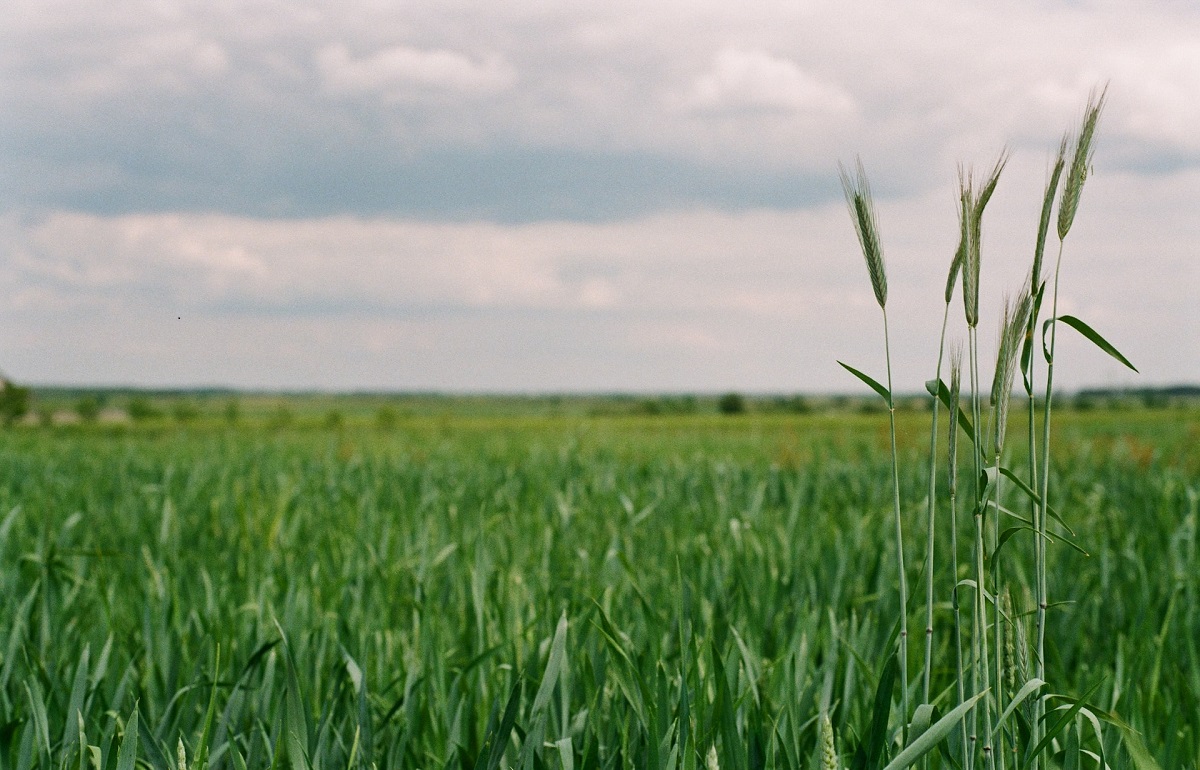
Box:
[0,407,1196,768]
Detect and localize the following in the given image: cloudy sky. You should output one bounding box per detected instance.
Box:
[2,1,1197,392]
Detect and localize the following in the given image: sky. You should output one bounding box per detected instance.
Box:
[1,0,1197,393]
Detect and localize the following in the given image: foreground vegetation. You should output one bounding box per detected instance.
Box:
[0,408,1195,768]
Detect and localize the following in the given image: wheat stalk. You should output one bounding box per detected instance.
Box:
[839,158,910,738]
[947,347,970,770]
[922,242,962,706]
[988,287,1032,770]
[1034,87,1106,769]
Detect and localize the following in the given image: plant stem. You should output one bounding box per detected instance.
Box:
[992,444,1007,770]
[884,307,910,741]
[923,302,951,704]
[1023,388,1039,770]
[969,326,995,769]
[950,479,969,769]
[1035,241,1065,768]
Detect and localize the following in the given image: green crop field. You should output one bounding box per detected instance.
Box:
[0,406,1195,769]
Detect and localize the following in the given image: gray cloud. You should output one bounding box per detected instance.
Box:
[3,145,838,221]
[2,157,1196,392]
[5,1,1200,222]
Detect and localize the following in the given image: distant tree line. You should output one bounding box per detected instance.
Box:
[0,378,30,427]
[1,384,1196,429]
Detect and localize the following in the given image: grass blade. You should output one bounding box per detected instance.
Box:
[531,613,568,718]
[882,691,987,770]
[476,679,522,770]
[115,707,139,770]
[194,645,221,770]
[1020,682,1102,769]
[851,653,897,770]
[1043,315,1138,372]
[839,362,892,407]
[61,645,90,752]
[926,378,975,444]
[997,468,1073,537]
[992,679,1046,736]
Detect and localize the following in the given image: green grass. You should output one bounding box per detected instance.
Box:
[0,409,1195,768]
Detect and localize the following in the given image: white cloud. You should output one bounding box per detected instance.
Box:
[1111,42,1200,152]
[316,43,516,97]
[688,47,855,116]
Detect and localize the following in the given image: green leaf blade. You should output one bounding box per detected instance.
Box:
[839,361,892,407]
[1043,315,1138,372]
[114,708,138,770]
[882,690,987,770]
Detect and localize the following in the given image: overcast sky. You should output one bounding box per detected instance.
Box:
[2,1,1197,392]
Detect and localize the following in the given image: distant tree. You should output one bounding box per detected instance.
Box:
[775,395,812,414]
[1141,391,1168,409]
[375,405,398,431]
[224,399,240,425]
[0,380,31,427]
[670,395,699,414]
[76,396,100,424]
[172,399,199,424]
[268,404,294,429]
[858,398,886,415]
[127,396,162,422]
[717,392,746,415]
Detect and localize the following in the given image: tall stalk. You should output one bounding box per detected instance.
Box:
[987,291,1033,770]
[960,152,1005,768]
[925,213,966,728]
[1024,136,1066,766]
[1035,90,1105,767]
[839,160,909,738]
[948,351,969,769]
[923,297,954,704]
[884,307,910,736]
[969,329,994,769]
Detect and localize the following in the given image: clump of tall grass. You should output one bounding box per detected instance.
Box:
[839,86,1145,768]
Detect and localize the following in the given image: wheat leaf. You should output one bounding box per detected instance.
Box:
[839,361,891,407]
[1043,315,1138,372]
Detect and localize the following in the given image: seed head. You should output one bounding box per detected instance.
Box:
[990,285,1033,452]
[958,171,979,327]
[819,713,839,770]
[1058,86,1107,241]
[1033,136,1069,285]
[1001,591,1025,695]
[959,152,1007,328]
[839,159,888,309]
[945,224,965,306]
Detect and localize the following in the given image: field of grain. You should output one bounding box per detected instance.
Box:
[0,408,1195,768]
